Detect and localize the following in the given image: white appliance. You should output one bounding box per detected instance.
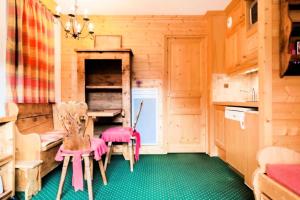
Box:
[225,107,256,129]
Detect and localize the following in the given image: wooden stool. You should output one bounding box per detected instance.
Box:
[15,160,43,200]
[102,101,143,172]
[56,153,107,200]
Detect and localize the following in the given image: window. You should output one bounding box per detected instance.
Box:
[0,0,7,111]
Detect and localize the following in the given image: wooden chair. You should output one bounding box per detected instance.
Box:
[253,146,300,200]
[102,101,144,172]
[55,101,107,200]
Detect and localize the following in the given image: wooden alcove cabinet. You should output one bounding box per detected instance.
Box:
[280,0,300,77]
[76,49,133,136]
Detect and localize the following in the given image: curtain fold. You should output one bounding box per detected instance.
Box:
[6,0,55,103]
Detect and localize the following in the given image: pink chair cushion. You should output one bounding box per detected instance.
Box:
[101,126,141,161]
[101,126,132,142]
[55,138,107,191]
[266,164,300,196]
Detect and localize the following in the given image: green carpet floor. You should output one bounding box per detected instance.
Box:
[16,154,254,200]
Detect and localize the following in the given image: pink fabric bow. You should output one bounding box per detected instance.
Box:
[132,130,141,161]
[55,138,107,191]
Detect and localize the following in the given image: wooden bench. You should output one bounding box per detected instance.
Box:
[253,146,300,200]
[15,104,65,188]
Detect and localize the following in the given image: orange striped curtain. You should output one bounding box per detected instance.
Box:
[6,0,55,103]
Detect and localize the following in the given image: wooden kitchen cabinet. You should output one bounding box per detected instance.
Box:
[225,0,258,74]
[225,29,238,73]
[225,114,246,174]
[214,106,226,161]
[224,109,259,188]
[244,111,259,188]
[214,105,226,160]
[0,103,18,200]
[225,25,245,74]
[225,0,244,74]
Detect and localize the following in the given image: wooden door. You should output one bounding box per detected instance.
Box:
[165,36,207,152]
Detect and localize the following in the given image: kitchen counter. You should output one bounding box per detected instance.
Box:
[213,101,259,108]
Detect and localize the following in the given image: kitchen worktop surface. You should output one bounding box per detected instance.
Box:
[213,101,259,108]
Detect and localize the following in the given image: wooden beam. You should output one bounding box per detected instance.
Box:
[258,0,273,147]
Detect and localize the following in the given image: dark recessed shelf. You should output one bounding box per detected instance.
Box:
[85,85,122,89]
[284,61,300,76]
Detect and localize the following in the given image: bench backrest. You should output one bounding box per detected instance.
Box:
[16,104,54,134]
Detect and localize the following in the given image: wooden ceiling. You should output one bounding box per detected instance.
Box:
[55,0,231,15]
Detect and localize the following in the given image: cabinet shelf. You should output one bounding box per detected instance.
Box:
[290,54,300,61]
[0,155,13,167]
[85,85,122,90]
[0,190,12,199]
[0,116,17,124]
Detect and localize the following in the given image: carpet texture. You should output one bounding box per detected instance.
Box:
[16,154,254,200]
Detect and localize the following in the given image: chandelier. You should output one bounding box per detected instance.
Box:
[54,0,95,39]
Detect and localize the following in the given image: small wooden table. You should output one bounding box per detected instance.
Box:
[86,109,122,138]
[87,109,122,118]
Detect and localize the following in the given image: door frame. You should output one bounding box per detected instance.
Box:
[163,35,209,153]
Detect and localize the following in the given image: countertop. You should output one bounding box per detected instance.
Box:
[213,101,259,108]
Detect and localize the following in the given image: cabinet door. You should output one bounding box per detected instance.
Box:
[214,106,225,149]
[241,30,258,68]
[225,118,246,174]
[244,112,259,188]
[225,31,239,73]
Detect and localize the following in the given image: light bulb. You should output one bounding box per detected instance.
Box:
[84,9,88,19]
[76,23,82,33]
[70,5,75,15]
[55,6,61,15]
[65,21,71,31]
[88,23,94,32]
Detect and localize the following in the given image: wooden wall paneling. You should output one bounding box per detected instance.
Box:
[271,1,300,152]
[206,11,226,74]
[62,16,208,153]
[40,0,56,12]
[62,16,208,101]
